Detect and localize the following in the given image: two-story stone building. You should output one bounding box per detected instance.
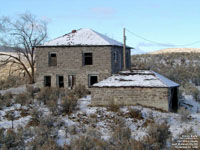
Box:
[35,28,131,88]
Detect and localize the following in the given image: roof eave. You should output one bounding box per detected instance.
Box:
[34,45,133,49]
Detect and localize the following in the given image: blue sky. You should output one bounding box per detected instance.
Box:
[1,0,200,54]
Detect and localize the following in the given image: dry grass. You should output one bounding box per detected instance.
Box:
[107,99,120,112]
[128,108,143,120]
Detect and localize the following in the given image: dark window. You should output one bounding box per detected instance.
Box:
[44,76,51,87]
[88,75,98,87]
[57,75,64,88]
[49,52,57,66]
[68,75,76,89]
[83,53,93,65]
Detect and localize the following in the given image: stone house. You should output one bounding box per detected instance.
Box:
[91,70,179,112]
[35,28,179,112]
[35,28,131,89]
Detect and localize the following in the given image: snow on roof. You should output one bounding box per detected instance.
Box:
[43,28,126,47]
[93,70,179,88]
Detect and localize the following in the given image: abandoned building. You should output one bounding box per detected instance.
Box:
[91,70,179,112]
[35,28,179,112]
[35,28,131,88]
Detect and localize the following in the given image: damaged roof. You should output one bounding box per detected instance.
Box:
[43,28,129,47]
[93,70,179,88]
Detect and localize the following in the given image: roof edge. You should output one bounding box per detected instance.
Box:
[34,45,133,49]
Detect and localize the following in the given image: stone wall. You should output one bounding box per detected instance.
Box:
[91,87,170,111]
[35,46,114,88]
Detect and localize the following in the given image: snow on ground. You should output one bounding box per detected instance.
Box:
[181,94,200,113]
[0,85,26,95]
[56,95,200,146]
[0,104,31,129]
[0,86,200,147]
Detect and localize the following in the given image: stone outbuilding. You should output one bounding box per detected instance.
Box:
[91,70,179,112]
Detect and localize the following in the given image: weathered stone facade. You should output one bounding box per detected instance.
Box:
[35,46,131,88]
[91,87,171,111]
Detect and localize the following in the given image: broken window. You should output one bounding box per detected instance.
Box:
[68,75,76,89]
[88,75,98,87]
[83,53,93,65]
[57,75,64,88]
[44,76,51,87]
[49,52,57,66]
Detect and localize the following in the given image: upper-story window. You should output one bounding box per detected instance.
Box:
[113,51,118,63]
[83,52,93,65]
[49,52,57,66]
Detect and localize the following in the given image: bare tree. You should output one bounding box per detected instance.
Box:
[0,13,48,84]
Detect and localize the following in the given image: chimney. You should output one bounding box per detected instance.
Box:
[72,30,76,33]
[123,28,126,70]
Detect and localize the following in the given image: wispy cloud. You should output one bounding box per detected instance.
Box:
[90,7,116,16]
[136,42,176,48]
[133,42,176,54]
[40,16,52,23]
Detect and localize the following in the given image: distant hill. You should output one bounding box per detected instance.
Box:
[150,48,200,54]
[131,52,200,86]
[0,46,15,53]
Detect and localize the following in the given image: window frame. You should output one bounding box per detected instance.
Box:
[83,52,93,66]
[56,75,64,88]
[68,75,76,89]
[48,52,57,66]
[44,76,51,87]
[88,74,98,87]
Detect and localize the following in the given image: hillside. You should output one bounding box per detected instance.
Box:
[0,85,199,149]
[132,52,200,85]
[150,48,200,54]
[0,47,28,80]
[0,51,199,149]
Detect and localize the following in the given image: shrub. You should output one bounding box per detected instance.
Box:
[37,87,60,105]
[20,109,30,117]
[26,85,37,99]
[128,108,143,120]
[39,115,55,128]
[27,125,57,149]
[112,126,132,142]
[144,122,171,150]
[191,87,200,102]
[0,92,12,109]
[3,92,13,100]
[107,99,120,112]
[61,92,78,114]
[70,130,107,150]
[37,138,60,150]
[0,76,27,90]
[46,99,60,115]
[1,128,25,150]
[112,117,126,128]
[178,107,190,122]
[27,108,43,126]
[74,84,90,98]
[15,92,31,106]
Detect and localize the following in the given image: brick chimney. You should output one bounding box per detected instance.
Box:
[72,30,77,33]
